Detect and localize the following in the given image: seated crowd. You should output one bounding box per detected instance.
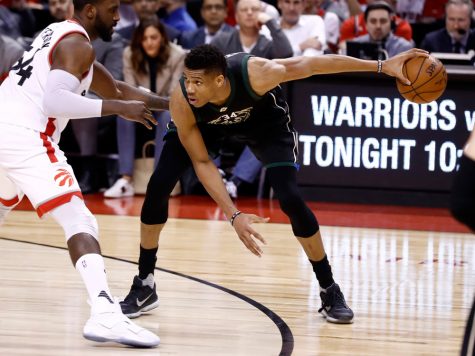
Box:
[1,0,474,198]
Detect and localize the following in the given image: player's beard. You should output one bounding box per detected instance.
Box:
[95,14,113,42]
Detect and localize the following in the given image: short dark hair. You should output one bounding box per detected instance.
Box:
[184,44,227,76]
[73,0,100,12]
[202,0,227,7]
[364,1,393,21]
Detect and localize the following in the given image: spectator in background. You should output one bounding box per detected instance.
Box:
[339,0,412,51]
[212,0,292,59]
[279,0,327,56]
[315,0,349,22]
[180,0,233,49]
[0,0,36,41]
[420,0,475,54]
[350,1,413,58]
[396,0,473,24]
[224,0,280,26]
[211,0,292,198]
[117,0,181,43]
[104,16,185,198]
[0,33,23,83]
[159,0,197,32]
[48,0,73,21]
[303,0,341,53]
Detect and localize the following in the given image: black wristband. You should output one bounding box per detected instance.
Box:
[230,210,242,226]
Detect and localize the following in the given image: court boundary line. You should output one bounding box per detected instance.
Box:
[0,236,294,356]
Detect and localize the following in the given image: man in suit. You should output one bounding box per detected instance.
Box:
[180,0,233,49]
[351,1,413,59]
[421,0,475,53]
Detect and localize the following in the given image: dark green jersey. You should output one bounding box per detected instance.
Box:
[179,52,290,133]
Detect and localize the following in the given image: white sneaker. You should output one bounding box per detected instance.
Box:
[104,178,135,198]
[83,297,160,348]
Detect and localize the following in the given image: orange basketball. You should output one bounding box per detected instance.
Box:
[396,55,447,104]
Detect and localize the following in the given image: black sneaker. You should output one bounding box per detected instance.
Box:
[318,283,354,324]
[120,274,159,319]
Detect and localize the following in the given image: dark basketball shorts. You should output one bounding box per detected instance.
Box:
[166,119,300,169]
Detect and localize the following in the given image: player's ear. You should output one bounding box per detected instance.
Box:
[215,74,225,87]
[85,3,96,19]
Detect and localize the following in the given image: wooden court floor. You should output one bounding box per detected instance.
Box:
[0,195,474,355]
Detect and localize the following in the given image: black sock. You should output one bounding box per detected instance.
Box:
[310,255,334,289]
[138,245,158,280]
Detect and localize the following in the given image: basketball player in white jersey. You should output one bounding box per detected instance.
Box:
[0,0,168,348]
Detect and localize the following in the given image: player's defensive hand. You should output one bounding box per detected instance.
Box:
[382,48,429,85]
[233,213,270,257]
[120,100,158,129]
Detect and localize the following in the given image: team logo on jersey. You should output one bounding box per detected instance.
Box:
[208,107,252,125]
[54,169,74,187]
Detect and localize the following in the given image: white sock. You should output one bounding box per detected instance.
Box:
[141,273,155,288]
[75,253,113,306]
[0,202,13,225]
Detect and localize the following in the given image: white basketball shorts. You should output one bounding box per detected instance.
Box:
[0,122,83,217]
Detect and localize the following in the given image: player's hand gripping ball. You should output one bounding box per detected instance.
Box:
[396,55,447,104]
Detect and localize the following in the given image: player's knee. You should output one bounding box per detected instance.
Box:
[141,193,168,225]
[141,173,177,225]
[50,196,99,241]
[277,190,319,237]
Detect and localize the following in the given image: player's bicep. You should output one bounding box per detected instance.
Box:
[248,57,287,94]
[273,57,314,82]
[170,87,209,162]
[50,35,94,81]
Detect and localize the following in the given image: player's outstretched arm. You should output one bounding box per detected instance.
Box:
[91,61,169,111]
[248,48,429,95]
[170,86,269,256]
[43,34,157,128]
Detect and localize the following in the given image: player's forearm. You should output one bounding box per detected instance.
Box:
[308,54,379,75]
[116,81,169,111]
[101,99,128,117]
[43,69,103,119]
[278,54,379,83]
[193,160,238,219]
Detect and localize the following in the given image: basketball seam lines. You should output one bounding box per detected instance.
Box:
[399,60,445,95]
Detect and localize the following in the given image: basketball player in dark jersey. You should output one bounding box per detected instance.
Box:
[450,125,475,356]
[121,44,428,324]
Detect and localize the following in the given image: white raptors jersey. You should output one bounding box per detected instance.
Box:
[0,20,94,140]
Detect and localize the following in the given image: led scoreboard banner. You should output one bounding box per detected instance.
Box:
[288,67,475,203]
